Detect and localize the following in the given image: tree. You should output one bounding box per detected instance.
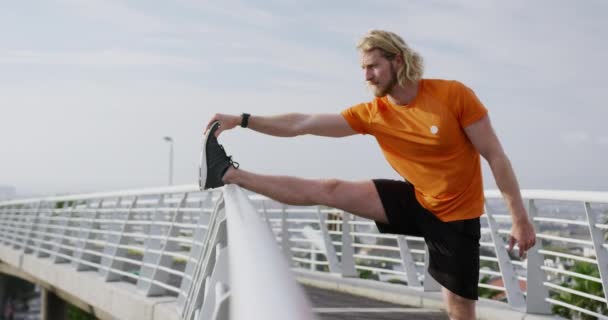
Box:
[552,261,607,319]
[478,275,499,299]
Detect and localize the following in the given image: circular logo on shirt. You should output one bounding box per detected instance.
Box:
[430,125,439,134]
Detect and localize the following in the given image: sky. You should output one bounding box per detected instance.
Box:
[1,0,607,196]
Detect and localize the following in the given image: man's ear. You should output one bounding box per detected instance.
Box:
[392,54,404,69]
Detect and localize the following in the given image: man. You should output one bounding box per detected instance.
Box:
[201,30,536,320]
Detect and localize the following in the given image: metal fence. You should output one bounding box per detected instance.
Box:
[0,186,607,319]
[0,185,219,317]
[264,190,608,319]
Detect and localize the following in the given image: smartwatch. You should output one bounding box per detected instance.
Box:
[240,113,250,128]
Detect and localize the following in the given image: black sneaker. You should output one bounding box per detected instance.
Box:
[199,121,239,190]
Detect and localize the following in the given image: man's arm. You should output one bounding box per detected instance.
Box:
[464,115,536,257]
[206,113,357,138]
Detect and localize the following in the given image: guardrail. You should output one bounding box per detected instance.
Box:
[261,189,608,319]
[1,187,607,319]
[0,185,317,320]
[0,184,218,319]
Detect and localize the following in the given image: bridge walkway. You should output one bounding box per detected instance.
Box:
[303,285,448,320]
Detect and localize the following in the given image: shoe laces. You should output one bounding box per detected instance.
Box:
[219,145,240,169]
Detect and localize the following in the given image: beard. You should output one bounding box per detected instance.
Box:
[371,65,398,97]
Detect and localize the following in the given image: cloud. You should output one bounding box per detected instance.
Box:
[597,136,608,147]
[0,49,202,67]
[176,0,279,28]
[561,131,608,148]
[562,131,591,146]
[56,0,283,35]
[55,0,171,33]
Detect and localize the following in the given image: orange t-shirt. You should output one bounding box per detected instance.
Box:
[341,79,488,222]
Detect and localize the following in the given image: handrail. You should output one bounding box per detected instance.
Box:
[5,186,606,206]
[223,185,318,320]
[0,184,199,206]
[486,189,608,203]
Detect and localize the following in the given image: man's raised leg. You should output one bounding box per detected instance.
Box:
[201,121,387,223]
[223,167,388,224]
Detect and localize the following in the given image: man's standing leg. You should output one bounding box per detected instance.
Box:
[442,288,476,320]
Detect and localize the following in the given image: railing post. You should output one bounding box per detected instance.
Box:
[188,218,228,320]
[309,241,316,271]
[97,197,123,276]
[316,207,341,274]
[208,282,230,320]
[485,206,525,309]
[198,243,230,320]
[0,205,9,244]
[136,194,166,294]
[0,205,8,243]
[5,204,22,247]
[1,204,13,245]
[40,287,48,320]
[23,201,43,254]
[12,203,30,250]
[181,195,227,319]
[340,212,357,277]
[73,199,105,271]
[178,192,219,314]
[584,201,608,301]
[142,193,189,296]
[525,199,551,314]
[36,201,56,258]
[52,200,80,263]
[281,205,293,265]
[397,236,421,287]
[100,197,138,281]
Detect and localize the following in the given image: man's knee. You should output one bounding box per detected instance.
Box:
[314,179,385,222]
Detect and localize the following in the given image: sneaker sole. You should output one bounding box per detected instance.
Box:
[198,121,219,190]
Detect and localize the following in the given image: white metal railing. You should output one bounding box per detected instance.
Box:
[0,185,318,320]
[1,187,607,319]
[252,189,608,319]
[0,184,219,317]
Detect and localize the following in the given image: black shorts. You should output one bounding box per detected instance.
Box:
[373,179,481,300]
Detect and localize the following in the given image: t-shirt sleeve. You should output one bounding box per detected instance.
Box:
[452,81,488,128]
[341,102,373,135]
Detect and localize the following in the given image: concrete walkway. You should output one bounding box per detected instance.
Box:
[303,285,448,320]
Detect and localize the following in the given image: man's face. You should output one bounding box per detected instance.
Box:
[361,49,399,97]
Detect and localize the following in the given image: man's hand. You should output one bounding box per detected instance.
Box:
[508,217,537,258]
[205,114,241,137]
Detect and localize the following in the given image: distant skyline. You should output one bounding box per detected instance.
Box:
[1,0,607,196]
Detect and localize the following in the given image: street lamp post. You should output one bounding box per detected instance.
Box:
[163,136,174,185]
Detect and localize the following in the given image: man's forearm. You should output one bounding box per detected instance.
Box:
[246,113,309,137]
[489,154,528,222]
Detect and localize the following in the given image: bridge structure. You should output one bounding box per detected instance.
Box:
[0,184,607,319]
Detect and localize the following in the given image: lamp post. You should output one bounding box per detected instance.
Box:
[163,136,174,185]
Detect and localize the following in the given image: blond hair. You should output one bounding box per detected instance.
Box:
[357,30,424,86]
